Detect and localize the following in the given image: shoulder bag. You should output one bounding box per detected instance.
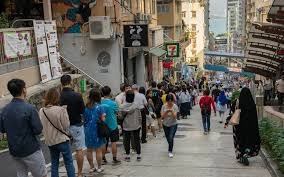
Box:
[42,109,73,143]
[97,105,110,138]
[229,99,240,125]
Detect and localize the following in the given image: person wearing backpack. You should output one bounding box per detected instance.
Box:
[199,89,216,135]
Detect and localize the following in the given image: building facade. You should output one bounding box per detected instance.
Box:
[227,0,246,53]
[182,0,205,69]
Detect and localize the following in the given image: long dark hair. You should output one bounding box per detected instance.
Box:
[86,89,101,108]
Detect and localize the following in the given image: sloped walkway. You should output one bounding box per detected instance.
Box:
[55,106,272,177]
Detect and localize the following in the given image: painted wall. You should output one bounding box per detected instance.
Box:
[59,34,122,93]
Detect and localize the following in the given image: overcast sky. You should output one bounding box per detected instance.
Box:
[210,0,227,17]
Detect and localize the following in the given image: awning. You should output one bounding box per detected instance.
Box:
[149,47,166,57]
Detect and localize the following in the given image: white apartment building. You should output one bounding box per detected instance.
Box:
[227,0,246,53]
[182,0,205,68]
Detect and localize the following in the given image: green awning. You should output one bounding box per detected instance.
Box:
[149,47,166,57]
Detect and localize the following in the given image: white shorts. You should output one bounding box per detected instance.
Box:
[146,115,155,127]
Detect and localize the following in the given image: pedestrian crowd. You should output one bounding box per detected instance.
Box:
[0,75,262,177]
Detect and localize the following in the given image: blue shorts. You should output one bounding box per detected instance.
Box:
[70,125,86,150]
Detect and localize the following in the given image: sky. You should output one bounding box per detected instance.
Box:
[209,0,227,35]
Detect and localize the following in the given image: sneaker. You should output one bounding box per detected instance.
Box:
[168,152,174,158]
[96,167,104,173]
[125,155,131,162]
[89,168,96,173]
[219,121,223,124]
[203,131,208,135]
[102,157,108,165]
[137,154,141,161]
[141,140,147,144]
[113,158,121,164]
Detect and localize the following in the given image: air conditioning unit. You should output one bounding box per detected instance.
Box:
[89,16,112,40]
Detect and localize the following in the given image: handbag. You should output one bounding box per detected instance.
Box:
[229,99,240,125]
[97,105,110,138]
[42,109,73,143]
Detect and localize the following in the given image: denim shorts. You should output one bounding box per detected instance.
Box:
[70,125,86,150]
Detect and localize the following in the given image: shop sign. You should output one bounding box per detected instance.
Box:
[124,24,149,47]
[165,43,180,57]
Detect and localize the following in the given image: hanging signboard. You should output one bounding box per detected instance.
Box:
[45,21,63,79]
[123,24,148,47]
[165,43,180,57]
[3,31,32,59]
[33,20,52,83]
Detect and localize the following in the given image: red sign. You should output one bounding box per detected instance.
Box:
[277,49,284,56]
[163,62,174,69]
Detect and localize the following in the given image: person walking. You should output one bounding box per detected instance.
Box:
[39,88,75,177]
[231,87,260,166]
[199,89,216,135]
[178,85,191,119]
[151,81,163,131]
[101,86,121,164]
[0,79,47,177]
[217,90,227,124]
[120,90,142,162]
[146,89,157,138]
[132,85,148,143]
[275,75,284,105]
[161,94,179,158]
[60,75,85,177]
[84,89,107,173]
[263,77,273,105]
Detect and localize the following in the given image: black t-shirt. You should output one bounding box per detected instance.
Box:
[151,89,162,107]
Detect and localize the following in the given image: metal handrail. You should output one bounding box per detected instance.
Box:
[60,55,103,87]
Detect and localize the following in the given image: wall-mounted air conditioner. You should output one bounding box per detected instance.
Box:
[89,16,112,40]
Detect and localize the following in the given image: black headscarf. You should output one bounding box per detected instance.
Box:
[237,87,260,155]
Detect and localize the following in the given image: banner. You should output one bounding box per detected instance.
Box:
[33,20,52,83]
[45,21,63,79]
[3,31,32,58]
[124,24,148,47]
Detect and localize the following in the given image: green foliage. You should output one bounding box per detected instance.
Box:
[259,118,284,173]
[0,13,9,29]
[0,138,8,150]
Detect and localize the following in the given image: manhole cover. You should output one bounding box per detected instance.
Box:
[178,123,193,126]
[175,135,186,138]
[178,127,196,131]
[220,132,233,135]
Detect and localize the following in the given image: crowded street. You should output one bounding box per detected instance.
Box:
[51,106,271,177]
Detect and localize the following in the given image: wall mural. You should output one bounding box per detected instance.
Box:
[51,0,97,33]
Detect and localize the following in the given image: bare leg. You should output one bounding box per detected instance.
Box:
[111,142,118,159]
[151,126,156,137]
[76,149,84,176]
[86,149,94,169]
[95,147,103,169]
[158,118,163,131]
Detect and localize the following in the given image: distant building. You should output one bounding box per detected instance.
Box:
[227,0,246,53]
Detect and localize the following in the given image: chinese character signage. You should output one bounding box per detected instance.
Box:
[124,25,148,47]
[165,43,180,57]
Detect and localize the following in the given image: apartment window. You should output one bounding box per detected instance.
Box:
[192,11,196,18]
[121,0,131,13]
[157,4,170,13]
[191,24,197,31]
[182,11,186,18]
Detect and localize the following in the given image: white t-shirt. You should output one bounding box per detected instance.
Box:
[115,92,125,107]
[134,92,147,109]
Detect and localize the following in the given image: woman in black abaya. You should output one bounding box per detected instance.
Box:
[233,87,260,166]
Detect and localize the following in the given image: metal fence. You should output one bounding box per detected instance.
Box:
[0,27,37,65]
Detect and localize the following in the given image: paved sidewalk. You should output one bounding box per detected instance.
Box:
[54,106,272,177]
